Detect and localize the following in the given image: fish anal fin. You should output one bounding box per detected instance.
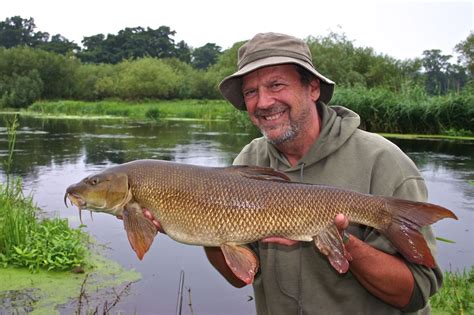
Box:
[313,225,351,274]
[228,165,291,182]
[123,202,158,260]
[221,244,259,284]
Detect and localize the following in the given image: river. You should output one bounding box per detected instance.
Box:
[0,114,472,314]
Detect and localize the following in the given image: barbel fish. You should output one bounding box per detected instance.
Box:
[64,159,457,284]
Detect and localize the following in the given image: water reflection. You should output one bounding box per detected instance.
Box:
[0,115,472,314]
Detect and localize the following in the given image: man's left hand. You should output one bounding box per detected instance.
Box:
[261,213,350,246]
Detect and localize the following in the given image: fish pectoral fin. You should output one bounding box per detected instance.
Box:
[123,202,158,260]
[228,165,291,182]
[313,225,352,274]
[220,244,259,285]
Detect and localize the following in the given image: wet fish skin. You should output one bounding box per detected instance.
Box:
[65,159,458,283]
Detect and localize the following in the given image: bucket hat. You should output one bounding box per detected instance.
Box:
[219,32,335,111]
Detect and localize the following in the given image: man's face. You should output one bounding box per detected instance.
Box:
[241,64,320,145]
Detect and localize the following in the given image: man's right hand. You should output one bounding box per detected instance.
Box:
[142,208,165,233]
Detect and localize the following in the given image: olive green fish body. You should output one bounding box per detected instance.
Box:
[65,159,457,282]
[107,160,386,246]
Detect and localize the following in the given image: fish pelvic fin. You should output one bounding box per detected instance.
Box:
[313,225,352,274]
[221,244,259,284]
[381,197,458,268]
[123,202,158,260]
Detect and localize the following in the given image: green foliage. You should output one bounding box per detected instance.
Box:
[78,25,182,64]
[0,16,79,54]
[0,119,89,272]
[0,46,79,106]
[0,70,43,108]
[192,43,222,70]
[115,58,180,99]
[331,84,474,134]
[430,267,474,315]
[455,31,474,76]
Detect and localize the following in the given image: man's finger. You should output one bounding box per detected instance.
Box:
[334,213,349,232]
[261,237,298,246]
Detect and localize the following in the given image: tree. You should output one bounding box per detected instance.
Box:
[191,43,222,69]
[422,49,452,95]
[36,34,80,54]
[0,16,39,48]
[78,25,181,64]
[455,32,474,77]
[175,40,192,63]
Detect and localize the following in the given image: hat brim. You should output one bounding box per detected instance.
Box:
[219,56,335,111]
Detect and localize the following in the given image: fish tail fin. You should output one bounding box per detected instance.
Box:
[380,197,457,268]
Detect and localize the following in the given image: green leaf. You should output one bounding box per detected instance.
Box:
[436,236,456,243]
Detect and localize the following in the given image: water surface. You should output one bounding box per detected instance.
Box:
[0,115,472,314]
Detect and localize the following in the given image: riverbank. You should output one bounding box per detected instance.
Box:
[0,254,141,314]
[6,99,474,140]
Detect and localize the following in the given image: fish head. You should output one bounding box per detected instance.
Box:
[65,171,131,216]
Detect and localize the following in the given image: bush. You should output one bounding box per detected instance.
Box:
[0,70,43,108]
[0,46,79,103]
[115,58,180,99]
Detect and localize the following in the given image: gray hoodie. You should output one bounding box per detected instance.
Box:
[234,104,442,315]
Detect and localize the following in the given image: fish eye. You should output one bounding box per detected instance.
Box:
[89,177,99,185]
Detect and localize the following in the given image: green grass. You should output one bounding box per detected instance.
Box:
[0,116,89,272]
[0,177,89,272]
[27,99,235,121]
[22,98,473,139]
[431,267,474,315]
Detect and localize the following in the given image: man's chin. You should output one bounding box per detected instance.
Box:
[262,128,296,145]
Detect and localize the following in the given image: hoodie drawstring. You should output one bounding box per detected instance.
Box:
[299,163,305,182]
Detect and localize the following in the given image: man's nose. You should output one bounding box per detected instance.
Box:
[256,88,275,109]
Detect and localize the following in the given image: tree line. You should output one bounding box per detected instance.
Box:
[0,15,472,109]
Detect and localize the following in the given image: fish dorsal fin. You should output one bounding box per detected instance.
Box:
[313,225,352,274]
[221,244,259,284]
[123,202,158,260]
[228,165,291,182]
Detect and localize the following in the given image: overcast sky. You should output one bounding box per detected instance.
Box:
[2,0,473,61]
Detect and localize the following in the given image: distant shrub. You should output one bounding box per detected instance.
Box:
[115,58,180,100]
[0,70,43,108]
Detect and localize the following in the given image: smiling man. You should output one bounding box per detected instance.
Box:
[205,32,444,314]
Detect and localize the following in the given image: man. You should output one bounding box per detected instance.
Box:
[204,32,443,314]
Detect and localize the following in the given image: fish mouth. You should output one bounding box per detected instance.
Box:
[64,192,86,209]
[64,192,93,224]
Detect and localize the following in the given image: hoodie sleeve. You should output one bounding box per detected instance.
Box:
[364,167,443,313]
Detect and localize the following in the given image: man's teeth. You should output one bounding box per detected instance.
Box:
[265,112,283,121]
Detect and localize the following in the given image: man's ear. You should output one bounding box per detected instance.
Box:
[310,78,321,102]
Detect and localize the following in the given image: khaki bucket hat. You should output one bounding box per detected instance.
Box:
[219,32,335,111]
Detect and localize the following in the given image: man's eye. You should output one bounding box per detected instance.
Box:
[271,82,284,89]
[243,89,256,98]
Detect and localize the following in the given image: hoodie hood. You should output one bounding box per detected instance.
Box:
[266,104,361,172]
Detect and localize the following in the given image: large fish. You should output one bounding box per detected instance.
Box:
[64,159,457,284]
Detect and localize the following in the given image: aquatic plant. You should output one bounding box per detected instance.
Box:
[0,116,89,272]
[430,266,474,315]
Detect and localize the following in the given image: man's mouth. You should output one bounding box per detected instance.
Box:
[256,105,288,122]
[263,111,284,121]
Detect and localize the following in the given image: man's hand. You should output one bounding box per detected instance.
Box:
[261,213,350,247]
[261,237,298,246]
[142,208,165,233]
[116,208,165,234]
